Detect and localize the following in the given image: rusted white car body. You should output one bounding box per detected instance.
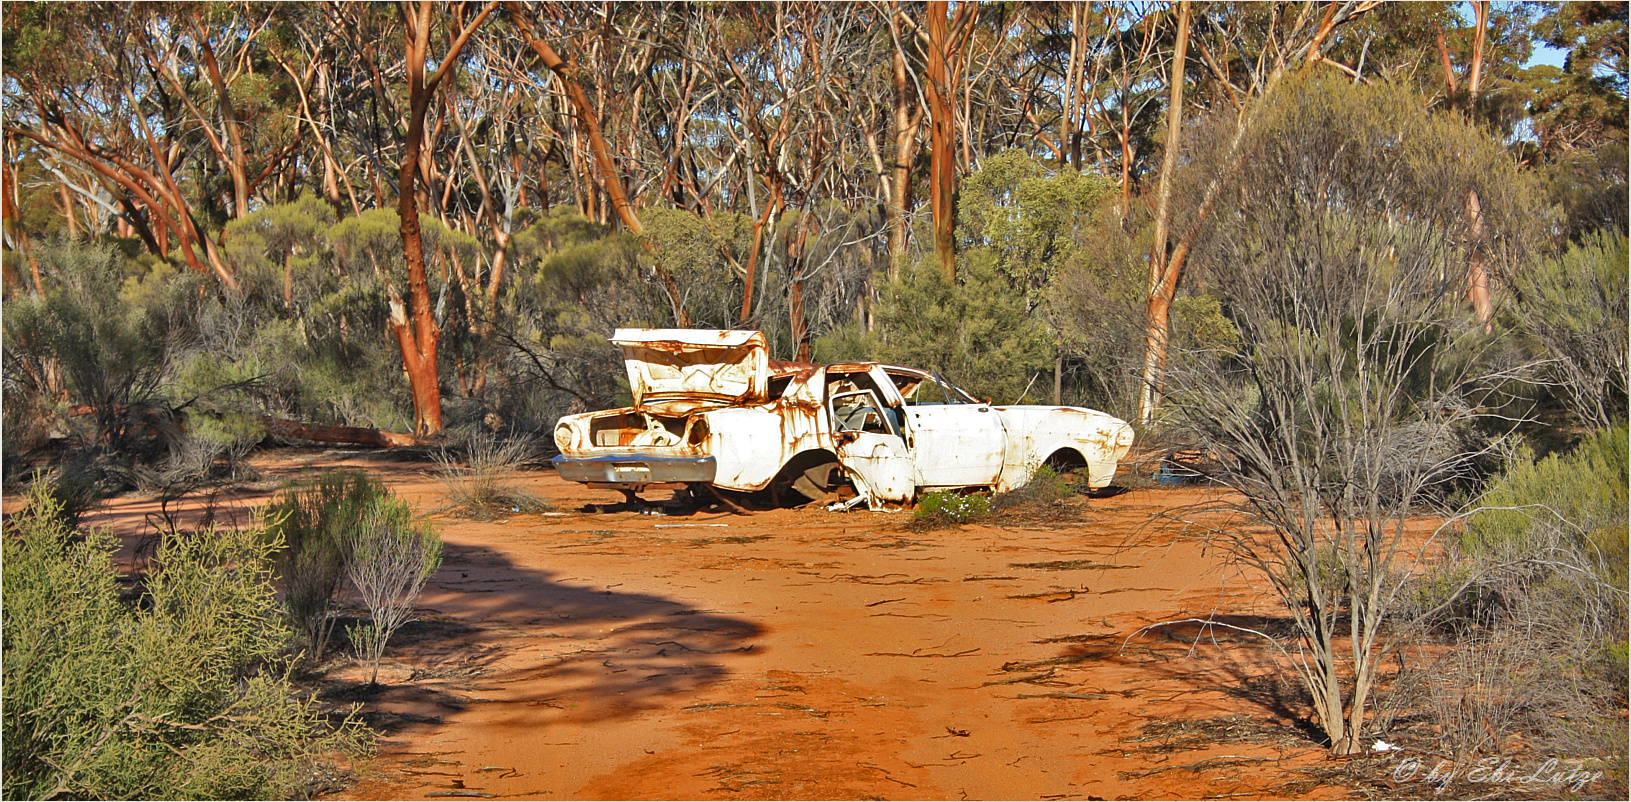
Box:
[552,329,1135,509]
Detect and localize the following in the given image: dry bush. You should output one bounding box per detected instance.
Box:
[434,430,552,519]
[342,499,442,686]
[907,467,1085,531]
[264,470,392,666]
[1367,426,1627,797]
[1157,74,1546,754]
[988,465,1086,523]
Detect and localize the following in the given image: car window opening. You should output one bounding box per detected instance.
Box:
[830,390,900,438]
[886,369,973,406]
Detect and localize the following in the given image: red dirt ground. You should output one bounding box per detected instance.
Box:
[44,449,1391,800]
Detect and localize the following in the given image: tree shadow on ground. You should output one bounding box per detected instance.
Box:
[313,537,764,736]
[1065,614,1332,748]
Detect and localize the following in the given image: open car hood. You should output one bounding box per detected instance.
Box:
[611,329,769,414]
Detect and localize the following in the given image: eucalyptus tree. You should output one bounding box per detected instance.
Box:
[507,1,693,325]
[1137,0,1387,424]
[385,0,497,436]
[4,3,245,289]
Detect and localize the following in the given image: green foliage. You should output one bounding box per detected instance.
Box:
[810,320,874,364]
[500,207,660,417]
[957,149,1113,292]
[640,205,720,274]
[261,471,443,684]
[1541,142,1629,239]
[1,239,185,466]
[865,255,1052,404]
[1526,0,1629,160]
[1168,295,1240,353]
[222,195,336,305]
[22,464,105,531]
[1467,425,1629,584]
[325,208,475,280]
[1396,426,1629,766]
[265,470,393,664]
[954,149,1195,417]
[1046,199,1151,418]
[510,205,613,257]
[639,205,756,328]
[822,152,1131,410]
[2,487,371,799]
[913,490,990,525]
[1514,229,1629,427]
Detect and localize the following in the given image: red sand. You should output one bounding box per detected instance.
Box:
[38,450,1361,800]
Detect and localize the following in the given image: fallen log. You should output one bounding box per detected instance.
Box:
[261,418,420,448]
[63,404,420,449]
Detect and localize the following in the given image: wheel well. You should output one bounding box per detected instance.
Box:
[774,449,841,482]
[1043,448,1087,472]
[765,449,846,503]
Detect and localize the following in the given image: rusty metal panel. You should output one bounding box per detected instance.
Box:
[611,328,768,410]
[906,404,1007,488]
[834,433,915,507]
[696,407,788,490]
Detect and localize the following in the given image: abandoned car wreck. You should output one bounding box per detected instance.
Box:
[552,329,1136,509]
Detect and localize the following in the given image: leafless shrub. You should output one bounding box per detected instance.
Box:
[1152,76,1549,754]
[136,431,258,495]
[1385,440,1628,772]
[1156,208,1532,752]
[342,499,442,685]
[987,466,1086,523]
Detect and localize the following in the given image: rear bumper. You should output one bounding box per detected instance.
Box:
[551,453,717,486]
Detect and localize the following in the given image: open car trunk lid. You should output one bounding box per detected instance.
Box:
[611,329,769,415]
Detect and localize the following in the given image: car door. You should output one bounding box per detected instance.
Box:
[828,388,915,506]
[893,372,1007,488]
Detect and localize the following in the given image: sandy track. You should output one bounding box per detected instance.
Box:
[61,450,1352,800]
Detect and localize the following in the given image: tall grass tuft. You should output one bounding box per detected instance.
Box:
[435,431,552,519]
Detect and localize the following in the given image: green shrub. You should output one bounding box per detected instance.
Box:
[1514,230,1629,428]
[2,487,371,799]
[1394,425,1629,766]
[22,464,106,531]
[862,256,1052,405]
[1466,424,1629,584]
[913,490,990,525]
[265,471,392,665]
